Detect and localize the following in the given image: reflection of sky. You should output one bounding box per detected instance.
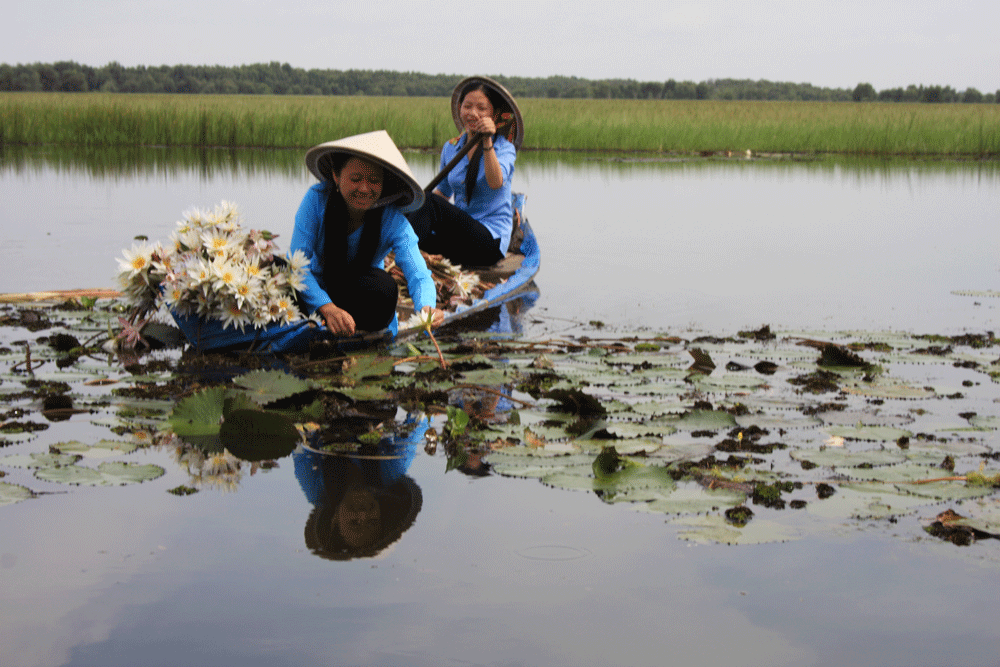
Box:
[4,446,999,667]
[2,150,998,336]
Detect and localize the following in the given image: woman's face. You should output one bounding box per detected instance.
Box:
[459,89,495,133]
[332,157,384,215]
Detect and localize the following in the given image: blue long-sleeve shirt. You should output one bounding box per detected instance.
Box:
[437,134,516,254]
[290,183,436,328]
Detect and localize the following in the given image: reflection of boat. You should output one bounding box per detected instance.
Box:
[171,193,540,353]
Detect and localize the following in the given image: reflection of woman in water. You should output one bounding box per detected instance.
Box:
[293,415,428,560]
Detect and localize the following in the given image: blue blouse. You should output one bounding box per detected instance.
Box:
[290,183,436,329]
[436,134,516,253]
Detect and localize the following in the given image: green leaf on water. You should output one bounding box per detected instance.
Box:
[669,410,739,432]
[0,481,34,507]
[167,386,228,436]
[541,463,677,495]
[675,515,800,545]
[232,369,316,405]
[826,425,913,441]
[35,461,165,486]
[638,485,747,516]
[50,440,139,458]
[0,452,81,469]
[789,448,907,468]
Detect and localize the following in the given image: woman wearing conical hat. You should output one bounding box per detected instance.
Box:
[406,76,523,268]
[291,130,444,335]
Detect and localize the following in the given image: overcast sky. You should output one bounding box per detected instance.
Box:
[4,0,996,92]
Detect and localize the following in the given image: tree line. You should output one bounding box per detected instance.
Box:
[1,60,996,103]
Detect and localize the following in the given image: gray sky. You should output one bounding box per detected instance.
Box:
[4,0,996,92]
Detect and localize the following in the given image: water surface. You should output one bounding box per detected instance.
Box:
[1,147,999,667]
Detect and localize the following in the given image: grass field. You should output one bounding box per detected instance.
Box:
[2,93,998,156]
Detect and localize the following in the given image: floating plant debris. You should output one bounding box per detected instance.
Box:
[1,303,999,551]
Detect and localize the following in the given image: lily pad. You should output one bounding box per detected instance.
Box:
[842,379,935,400]
[638,485,747,516]
[50,440,139,458]
[35,460,164,486]
[790,448,907,468]
[675,515,800,545]
[0,452,81,469]
[167,386,228,437]
[232,369,316,405]
[541,463,677,495]
[669,410,739,432]
[0,481,34,506]
[826,425,913,441]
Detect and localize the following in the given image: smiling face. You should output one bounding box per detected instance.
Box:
[332,157,384,217]
[459,89,495,134]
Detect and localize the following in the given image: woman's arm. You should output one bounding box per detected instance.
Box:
[292,185,357,334]
[480,136,504,190]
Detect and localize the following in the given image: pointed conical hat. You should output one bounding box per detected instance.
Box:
[305,130,424,213]
[451,75,524,149]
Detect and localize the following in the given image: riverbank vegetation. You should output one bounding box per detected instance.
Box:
[3,60,997,104]
[2,92,999,156]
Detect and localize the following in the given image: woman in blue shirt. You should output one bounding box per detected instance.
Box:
[406,76,524,268]
[291,130,444,336]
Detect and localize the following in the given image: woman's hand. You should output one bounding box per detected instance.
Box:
[420,305,446,328]
[469,116,496,139]
[318,302,356,335]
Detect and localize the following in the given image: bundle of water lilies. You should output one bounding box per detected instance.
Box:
[385,252,495,312]
[115,201,311,341]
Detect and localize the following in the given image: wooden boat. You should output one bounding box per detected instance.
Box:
[171,194,539,353]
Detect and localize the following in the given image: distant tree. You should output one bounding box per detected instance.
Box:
[59,70,87,91]
[639,81,662,99]
[852,82,876,101]
[662,79,677,99]
[961,87,983,103]
[674,81,697,99]
[37,64,59,91]
[0,64,14,91]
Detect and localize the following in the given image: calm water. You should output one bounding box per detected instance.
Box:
[3,147,999,335]
[2,147,999,667]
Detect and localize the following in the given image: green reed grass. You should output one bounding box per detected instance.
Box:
[2,93,998,156]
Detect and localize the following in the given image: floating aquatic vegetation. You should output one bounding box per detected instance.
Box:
[2,305,1000,550]
[0,481,33,506]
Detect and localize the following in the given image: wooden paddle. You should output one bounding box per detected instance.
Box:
[0,288,121,303]
[423,132,485,194]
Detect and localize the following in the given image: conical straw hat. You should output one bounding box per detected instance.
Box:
[305,130,425,213]
[451,75,524,149]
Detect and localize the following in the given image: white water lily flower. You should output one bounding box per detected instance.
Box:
[201,228,238,259]
[218,298,251,331]
[452,271,480,299]
[211,259,242,294]
[118,242,155,282]
[286,249,310,274]
[404,309,436,331]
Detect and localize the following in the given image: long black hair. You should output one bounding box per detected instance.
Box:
[319,154,384,282]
